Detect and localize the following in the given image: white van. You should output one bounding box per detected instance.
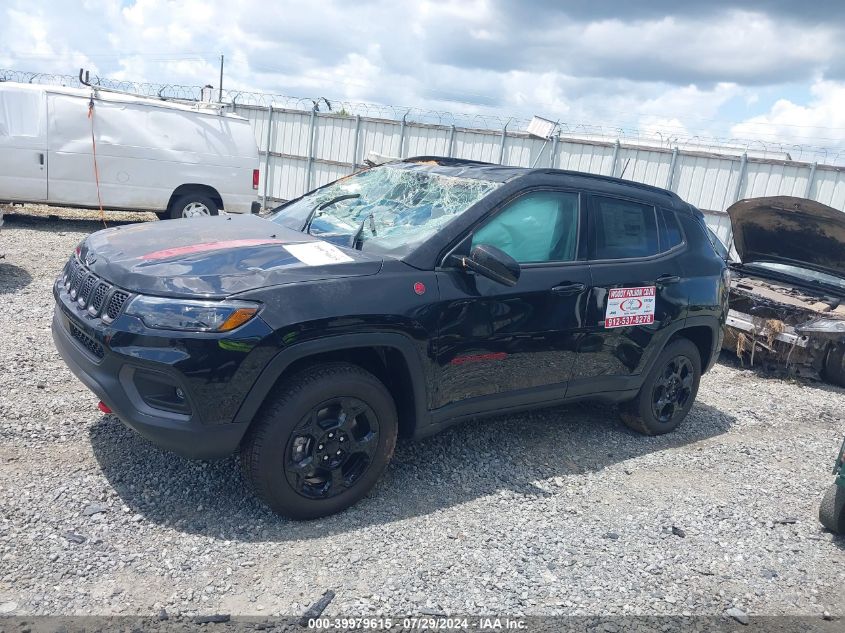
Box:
[0,82,260,219]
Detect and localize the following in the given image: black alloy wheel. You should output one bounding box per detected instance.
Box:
[285,397,380,499]
[651,355,694,425]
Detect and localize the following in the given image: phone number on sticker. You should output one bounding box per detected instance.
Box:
[307,618,470,630]
[605,314,655,328]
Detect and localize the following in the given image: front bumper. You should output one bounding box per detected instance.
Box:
[53,309,249,459]
[52,280,274,459]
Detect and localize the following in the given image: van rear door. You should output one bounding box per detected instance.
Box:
[0,86,47,202]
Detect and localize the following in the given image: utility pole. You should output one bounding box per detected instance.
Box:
[218,54,224,102]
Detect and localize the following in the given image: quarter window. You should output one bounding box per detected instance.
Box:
[471,191,579,263]
[660,208,683,250]
[591,196,658,260]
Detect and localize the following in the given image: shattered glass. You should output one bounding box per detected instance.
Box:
[270,164,501,256]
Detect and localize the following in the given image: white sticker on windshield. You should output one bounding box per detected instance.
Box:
[284,242,354,266]
[604,286,656,328]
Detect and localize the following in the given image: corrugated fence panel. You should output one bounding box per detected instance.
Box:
[268,155,308,202]
[674,154,739,212]
[743,161,811,200]
[272,110,312,158]
[556,142,614,176]
[813,167,845,210]
[453,129,501,163]
[358,120,402,162]
[502,136,547,168]
[404,124,451,157]
[313,114,358,164]
[311,161,353,190]
[617,147,672,188]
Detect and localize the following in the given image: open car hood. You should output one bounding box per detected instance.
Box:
[727,196,845,279]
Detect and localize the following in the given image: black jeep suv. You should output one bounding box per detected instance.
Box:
[53,157,728,518]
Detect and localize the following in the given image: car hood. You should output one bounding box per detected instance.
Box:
[727,196,845,279]
[79,214,383,298]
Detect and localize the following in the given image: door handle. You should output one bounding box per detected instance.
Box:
[551,282,586,295]
[38,153,44,166]
[656,274,680,285]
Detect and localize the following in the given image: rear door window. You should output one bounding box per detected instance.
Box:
[590,196,658,260]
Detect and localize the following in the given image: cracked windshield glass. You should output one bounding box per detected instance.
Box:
[269,163,501,256]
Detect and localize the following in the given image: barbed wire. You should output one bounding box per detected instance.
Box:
[2,68,844,165]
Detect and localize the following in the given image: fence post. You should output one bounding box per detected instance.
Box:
[351,114,362,170]
[261,104,273,210]
[610,139,621,177]
[447,125,456,157]
[550,133,559,169]
[399,110,410,158]
[804,161,817,199]
[666,146,679,191]
[498,119,511,165]
[305,108,317,194]
[732,152,747,203]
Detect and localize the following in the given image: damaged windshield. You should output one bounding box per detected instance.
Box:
[269,164,501,256]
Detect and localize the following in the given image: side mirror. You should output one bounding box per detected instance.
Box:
[458,244,520,287]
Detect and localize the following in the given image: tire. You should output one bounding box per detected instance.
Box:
[819,483,845,534]
[620,338,702,436]
[240,363,398,519]
[823,343,845,388]
[167,193,219,219]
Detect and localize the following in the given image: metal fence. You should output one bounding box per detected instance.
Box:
[232,102,845,244]
[4,68,845,244]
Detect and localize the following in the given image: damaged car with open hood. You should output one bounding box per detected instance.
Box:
[722,196,845,387]
[52,157,727,518]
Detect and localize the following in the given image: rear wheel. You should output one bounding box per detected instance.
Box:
[620,338,701,435]
[167,193,219,219]
[240,363,398,519]
[819,483,845,534]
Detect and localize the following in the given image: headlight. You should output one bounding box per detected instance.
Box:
[796,318,845,334]
[124,296,260,332]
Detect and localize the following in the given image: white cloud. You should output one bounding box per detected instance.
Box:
[732,80,845,152]
[0,0,844,158]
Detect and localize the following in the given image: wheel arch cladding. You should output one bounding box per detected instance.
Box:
[672,325,713,369]
[234,335,427,440]
[168,183,223,211]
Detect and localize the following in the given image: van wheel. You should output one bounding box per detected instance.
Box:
[240,363,398,519]
[620,338,701,435]
[168,194,219,219]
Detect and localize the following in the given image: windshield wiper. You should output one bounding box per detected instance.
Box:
[350,212,377,250]
[302,194,360,235]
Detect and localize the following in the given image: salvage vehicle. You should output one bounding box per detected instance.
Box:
[0,81,260,219]
[52,157,727,518]
[721,196,845,386]
[819,437,845,533]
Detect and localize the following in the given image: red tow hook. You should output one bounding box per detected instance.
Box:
[97,401,113,414]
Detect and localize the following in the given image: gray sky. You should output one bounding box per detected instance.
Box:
[2,0,844,157]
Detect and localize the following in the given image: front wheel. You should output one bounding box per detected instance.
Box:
[240,363,398,519]
[822,343,845,388]
[166,193,219,219]
[620,338,701,435]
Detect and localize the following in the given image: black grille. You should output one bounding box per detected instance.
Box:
[60,254,132,322]
[69,322,105,359]
[78,275,97,305]
[69,266,85,298]
[105,291,130,321]
[90,282,109,313]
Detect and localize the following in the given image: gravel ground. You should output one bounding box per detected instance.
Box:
[0,206,843,621]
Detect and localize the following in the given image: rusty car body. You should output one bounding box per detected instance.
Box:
[721,196,845,386]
